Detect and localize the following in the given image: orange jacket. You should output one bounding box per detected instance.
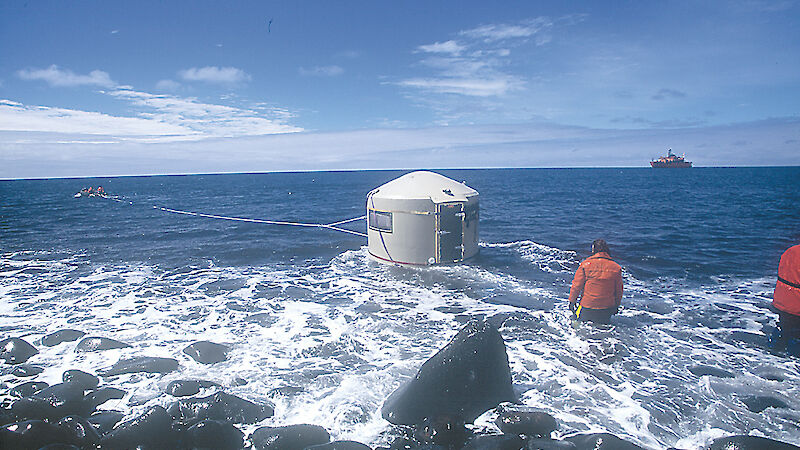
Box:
[774,244,800,316]
[569,252,623,309]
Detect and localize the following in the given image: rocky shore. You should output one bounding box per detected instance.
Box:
[1,321,798,449]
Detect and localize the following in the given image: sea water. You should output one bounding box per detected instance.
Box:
[1,167,799,448]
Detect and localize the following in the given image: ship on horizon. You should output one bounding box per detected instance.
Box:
[650,149,692,168]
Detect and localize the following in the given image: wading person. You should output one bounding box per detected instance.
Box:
[773,244,800,348]
[568,239,623,324]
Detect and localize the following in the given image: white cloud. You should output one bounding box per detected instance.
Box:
[397,77,520,97]
[155,79,182,91]
[17,65,115,88]
[298,65,345,77]
[178,66,251,84]
[417,40,466,55]
[460,18,553,44]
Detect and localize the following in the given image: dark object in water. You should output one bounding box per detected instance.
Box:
[183,340,230,364]
[186,419,245,450]
[414,415,468,447]
[708,435,800,449]
[8,381,49,398]
[12,382,93,421]
[249,424,330,449]
[495,404,558,438]
[75,337,131,352]
[62,370,99,390]
[100,405,177,448]
[527,437,578,449]
[41,329,85,347]
[85,387,126,409]
[462,434,527,450]
[11,364,44,377]
[688,365,735,378]
[56,415,101,447]
[0,337,39,364]
[381,320,515,425]
[101,356,179,376]
[166,379,219,397]
[169,391,274,425]
[0,419,77,449]
[87,410,125,434]
[564,433,644,449]
[740,395,788,413]
[306,441,373,450]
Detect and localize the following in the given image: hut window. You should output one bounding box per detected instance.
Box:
[368,210,393,232]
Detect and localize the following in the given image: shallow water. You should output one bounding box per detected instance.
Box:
[1,167,799,448]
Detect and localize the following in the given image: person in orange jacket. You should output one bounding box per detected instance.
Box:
[568,239,623,324]
[773,244,800,340]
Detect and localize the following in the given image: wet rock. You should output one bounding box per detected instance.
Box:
[527,438,578,449]
[100,356,179,376]
[183,341,230,364]
[564,433,643,449]
[37,444,81,450]
[100,405,178,448]
[740,395,788,413]
[56,415,101,447]
[708,435,800,449]
[0,337,39,364]
[414,415,469,447]
[688,365,734,378]
[62,370,99,390]
[0,420,76,449]
[381,320,515,425]
[11,382,92,421]
[87,410,125,434]
[167,380,201,397]
[8,381,48,398]
[84,387,126,409]
[185,419,244,450]
[10,364,43,378]
[41,329,85,347]
[462,434,526,450]
[306,441,373,450]
[74,336,131,352]
[249,424,330,450]
[168,391,274,425]
[245,312,277,327]
[495,404,558,438]
[268,385,304,397]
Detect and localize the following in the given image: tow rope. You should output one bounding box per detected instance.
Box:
[103,196,367,237]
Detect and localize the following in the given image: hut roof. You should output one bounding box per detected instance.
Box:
[372,171,478,203]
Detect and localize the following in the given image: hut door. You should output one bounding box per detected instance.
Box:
[437,202,464,263]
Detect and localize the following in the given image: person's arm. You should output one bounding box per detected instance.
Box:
[569,264,586,306]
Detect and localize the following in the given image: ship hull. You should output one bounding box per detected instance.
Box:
[650,161,692,168]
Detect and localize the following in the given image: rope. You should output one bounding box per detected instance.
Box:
[99,195,367,237]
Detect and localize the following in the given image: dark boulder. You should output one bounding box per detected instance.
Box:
[462,434,525,450]
[84,387,126,409]
[414,415,469,448]
[0,338,39,364]
[708,435,800,449]
[56,415,101,447]
[11,382,92,421]
[87,410,125,435]
[249,424,330,450]
[169,391,274,425]
[100,356,179,376]
[0,420,76,449]
[527,438,578,449]
[11,365,43,378]
[185,419,244,450]
[8,381,48,398]
[564,433,643,449]
[41,329,85,347]
[74,336,131,352]
[495,405,558,438]
[166,379,219,397]
[306,441,373,450]
[183,341,230,364]
[740,395,788,413]
[62,370,99,390]
[381,320,515,425]
[100,405,177,448]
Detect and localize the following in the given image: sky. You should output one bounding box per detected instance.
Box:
[1,0,799,178]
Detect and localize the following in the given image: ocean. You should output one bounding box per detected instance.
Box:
[1,167,799,448]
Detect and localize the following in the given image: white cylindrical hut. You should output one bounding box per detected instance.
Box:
[366,171,479,266]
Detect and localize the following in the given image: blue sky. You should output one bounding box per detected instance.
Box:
[1,0,799,178]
